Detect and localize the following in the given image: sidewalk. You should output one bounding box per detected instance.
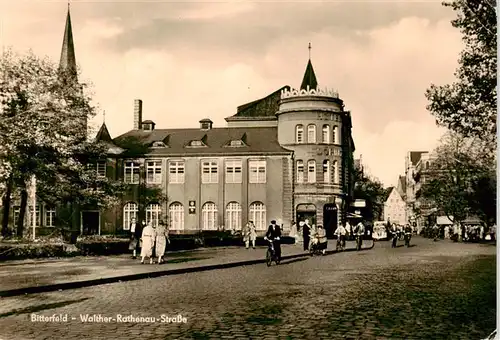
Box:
[0,240,373,297]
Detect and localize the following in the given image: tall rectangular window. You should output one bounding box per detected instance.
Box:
[202,160,218,184]
[45,206,56,227]
[225,159,242,183]
[124,161,140,184]
[307,125,316,143]
[146,160,162,184]
[97,160,106,178]
[169,160,185,184]
[323,160,330,183]
[27,205,41,227]
[307,160,316,183]
[249,160,266,184]
[296,160,304,183]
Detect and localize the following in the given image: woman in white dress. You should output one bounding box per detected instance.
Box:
[155,221,170,264]
[140,222,156,264]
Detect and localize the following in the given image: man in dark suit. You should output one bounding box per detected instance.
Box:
[266,220,282,261]
[302,219,311,251]
[128,218,142,259]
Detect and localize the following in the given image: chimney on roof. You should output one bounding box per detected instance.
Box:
[200,118,213,130]
[134,99,143,130]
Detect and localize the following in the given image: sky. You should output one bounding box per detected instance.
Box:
[0,0,462,187]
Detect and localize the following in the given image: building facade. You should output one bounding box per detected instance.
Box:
[383,187,406,225]
[6,7,356,239]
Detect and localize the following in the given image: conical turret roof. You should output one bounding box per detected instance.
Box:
[300,59,318,90]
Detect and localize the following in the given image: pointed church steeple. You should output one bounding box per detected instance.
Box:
[300,43,318,90]
[59,4,77,80]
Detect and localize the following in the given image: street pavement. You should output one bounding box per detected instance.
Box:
[0,236,495,340]
[0,240,372,295]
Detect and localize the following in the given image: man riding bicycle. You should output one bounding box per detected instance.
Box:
[354,221,365,250]
[265,220,282,262]
[334,224,347,250]
[404,224,412,247]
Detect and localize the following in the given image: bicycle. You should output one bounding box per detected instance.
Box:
[265,237,280,266]
[336,236,345,252]
[355,234,363,251]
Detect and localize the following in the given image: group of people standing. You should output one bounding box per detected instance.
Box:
[128,218,170,264]
[295,219,328,254]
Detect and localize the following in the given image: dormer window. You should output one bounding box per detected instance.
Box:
[229,140,245,147]
[188,140,206,147]
[151,141,166,148]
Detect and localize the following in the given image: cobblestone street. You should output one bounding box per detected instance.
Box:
[0,237,495,340]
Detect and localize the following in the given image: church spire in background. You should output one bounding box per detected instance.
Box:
[59,3,77,81]
[300,43,318,90]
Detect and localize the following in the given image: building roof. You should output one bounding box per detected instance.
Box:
[409,151,427,166]
[114,127,292,156]
[300,59,318,90]
[95,123,113,143]
[225,86,290,120]
[59,6,77,80]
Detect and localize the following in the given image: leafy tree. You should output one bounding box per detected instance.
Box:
[425,0,497,140]
[0,49,125,237]
[352,164,387,222]
[421,131,496,226]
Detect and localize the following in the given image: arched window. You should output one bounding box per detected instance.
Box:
[146,203,161,227]
[249,202,266,231]
[323,160,330,183]
[332,126,339,144]
[307,124,316,143]
[333,161,339,183]
[226,202,242,230]
[123,202,138,230]
[169,202,184,230]
[425,161,430,170]
[295,125,304,143]
[202,202,218,230]
[322,125,330,143]
[307,160,316,183]
[296,160,304,183]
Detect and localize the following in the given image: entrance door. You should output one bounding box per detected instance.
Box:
[296,204,317,227]
[81,211,100,235]
[323,204,338,239]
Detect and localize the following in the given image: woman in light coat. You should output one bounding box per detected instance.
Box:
[243,221,257,249]
[155,221,170,264]
[140,222,156,264]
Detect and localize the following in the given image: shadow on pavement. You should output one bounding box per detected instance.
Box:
[165,257,211,264]
[0,297,89,318]
[274,258,308,266]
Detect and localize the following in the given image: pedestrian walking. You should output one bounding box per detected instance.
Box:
[303,219,311,251]
[155,221,170,264]
[243,220,257,249]
[140,221,156,264]
[128,217,142,259]
[316,225,328,255]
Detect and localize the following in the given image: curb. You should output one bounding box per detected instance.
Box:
[0,241,374,298]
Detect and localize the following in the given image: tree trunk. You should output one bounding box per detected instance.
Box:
[1,177,13,237]
[17,188,28,238]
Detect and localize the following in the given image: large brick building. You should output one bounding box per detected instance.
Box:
[8,7,357,238]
